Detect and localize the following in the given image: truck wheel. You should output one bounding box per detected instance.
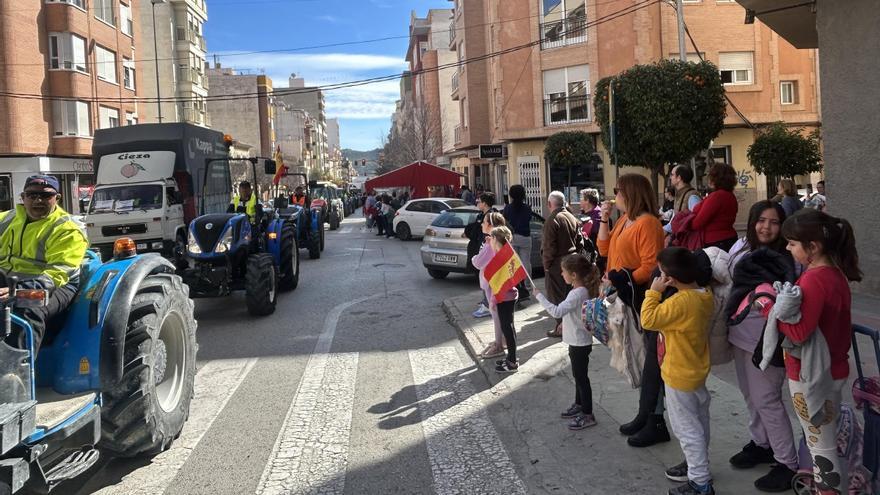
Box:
[245,253,278,316]
[279,225,299,292]
[99,273,197,457]
[396,222,412,241]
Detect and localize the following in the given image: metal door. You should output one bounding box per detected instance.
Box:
[518,158,542,216]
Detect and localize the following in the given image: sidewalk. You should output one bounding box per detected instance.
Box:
[443,280,880,494]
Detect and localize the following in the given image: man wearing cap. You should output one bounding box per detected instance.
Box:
[0,175,89,355]
[227,181,261,223]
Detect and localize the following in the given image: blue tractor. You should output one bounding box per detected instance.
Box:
[0,244,197,494]
[181,158,299,316]
[270,172,324,260]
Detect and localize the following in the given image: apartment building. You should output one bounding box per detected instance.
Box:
[448,0,820,214]
[138,0,210,126]
[0,0,143,214]
[275,104,317,174]
[206,66,274,156]
[276,74,328,172]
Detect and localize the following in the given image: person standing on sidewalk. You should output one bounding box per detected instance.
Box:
[541,191,579,337]
[468,192,498,318]
[534,254,601,429]
[663,165,701,235]
[597,174,666,447]
[771,210,861,494]
[641,247,716,495]
[475,212,509,360]
[774,179,803,219]
[503,185,533,303]
[690,163,739,251]
[722,200,800,492]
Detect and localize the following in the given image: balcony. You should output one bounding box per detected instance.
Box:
[454,125,462,145]
[540,15,587,50]
[176,28,206,51]
[178,67,205,87]
[179,107,206,125]
[543,95,590,126]
[451,70,460,99]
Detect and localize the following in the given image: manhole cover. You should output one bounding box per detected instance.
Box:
[372,263,405,268]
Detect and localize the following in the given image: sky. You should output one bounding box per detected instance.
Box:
[205,0,440,151]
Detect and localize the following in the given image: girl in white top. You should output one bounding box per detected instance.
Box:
[535,253,601,430]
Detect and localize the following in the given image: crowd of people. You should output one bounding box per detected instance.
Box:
[362,190,410,238]
[466,164,859,495]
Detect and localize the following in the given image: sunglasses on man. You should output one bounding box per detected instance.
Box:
[24,191,59,200]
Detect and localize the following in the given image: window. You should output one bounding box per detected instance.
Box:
[126,112,137,126]
[543,64,590,124]
[95,45,117,84]
[123,58,135,90]
[407,201,430,213]
[99,106,119,128]
[711,146,731,166]
[719,51,753,85]
[462,97,469,127]
[780,81,798,105]
[120,3,133,36]
[94,0,115,25]
[53,100,90,137]
[45,0,85,9]
[48,32,87,72]
[541,0,586,49]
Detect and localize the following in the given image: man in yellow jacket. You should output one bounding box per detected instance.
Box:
[227,180,261,223]
[0,175,88,354]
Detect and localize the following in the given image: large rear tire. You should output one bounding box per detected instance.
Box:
[99,273,197,457]
[319,219,325,251]
[279,224,299,292]
[308,223,321,260]
[245,253,278,316]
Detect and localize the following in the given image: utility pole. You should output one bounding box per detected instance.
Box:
[676,0,687,61]
[151,0,167,123]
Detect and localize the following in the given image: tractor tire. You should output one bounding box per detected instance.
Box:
[330,210,340,231]
[308,226,321,260]
[319,220,325,252]
[396,222,412,241]
[279,224,299,292]
[427,269,449,279]
[99,273,197,457]
[245,253,278,316]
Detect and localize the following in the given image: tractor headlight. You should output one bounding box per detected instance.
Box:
[187,230,202,254]
[214,228,234,254]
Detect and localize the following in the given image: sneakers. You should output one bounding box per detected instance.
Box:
[561,404,583,419]
[729,441,775,469]
[627,414,671,447]
[754,464,795,493]
[472,304,491,318]
[668,480,715,495]
[568,413,597,430]
[495,360,519,373]
[665,461,688,482]
[480,344,504,359]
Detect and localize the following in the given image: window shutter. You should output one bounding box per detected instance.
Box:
[542,68,566,96]
[718,52,753,71]
[568,64,589,85]
[76,101,89,135]
[72,35,86,71]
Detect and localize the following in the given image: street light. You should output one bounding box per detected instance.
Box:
[151,0,167,123]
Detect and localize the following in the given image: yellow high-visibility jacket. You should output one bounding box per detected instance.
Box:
[0,205,88,290]
[231,194,257,222]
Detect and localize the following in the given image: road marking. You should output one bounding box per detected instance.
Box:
[408,347,528,495]
[256,297,373,495]
[338,227,353,234]
[92,357,258,494]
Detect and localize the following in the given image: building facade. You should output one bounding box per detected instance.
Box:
[276,75,328,174]
[0,0,144,213]
[206,65,274,156]
[138,0,209,126]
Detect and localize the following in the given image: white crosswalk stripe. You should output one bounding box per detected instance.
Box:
[408,347,528,495]
[92,357,258,495]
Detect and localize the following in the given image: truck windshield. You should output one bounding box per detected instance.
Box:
[89,184,164,213]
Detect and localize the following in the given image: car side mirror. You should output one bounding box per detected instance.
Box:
[264,159,277,175]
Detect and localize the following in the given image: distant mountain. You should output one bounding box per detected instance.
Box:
[342,148,381,163]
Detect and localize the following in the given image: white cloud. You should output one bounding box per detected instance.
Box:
[215,52,406,77]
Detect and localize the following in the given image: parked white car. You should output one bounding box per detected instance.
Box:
[392,197,469,240]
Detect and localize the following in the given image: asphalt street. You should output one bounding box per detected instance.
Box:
[70,212,532,495]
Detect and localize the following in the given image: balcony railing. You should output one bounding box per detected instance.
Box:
[454,125,462,145]
[540,15,587,50]
[451,70,459,92]
[176,28,206,50]
[177,67,205,87]
[543,95,590,126]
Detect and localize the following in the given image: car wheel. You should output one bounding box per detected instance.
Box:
[427,269,449,279]
[396,222,412,241]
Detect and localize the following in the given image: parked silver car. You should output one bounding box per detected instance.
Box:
[420,206,545,279]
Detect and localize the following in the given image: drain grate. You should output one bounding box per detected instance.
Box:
[372,263,406,268]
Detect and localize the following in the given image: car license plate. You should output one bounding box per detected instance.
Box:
[433,254,457,264]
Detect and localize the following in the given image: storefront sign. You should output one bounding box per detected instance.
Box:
[479,144,507,159]
[73,160,93,173]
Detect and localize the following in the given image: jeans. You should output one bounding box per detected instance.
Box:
[496,300,517,363]
[569,345,593,415]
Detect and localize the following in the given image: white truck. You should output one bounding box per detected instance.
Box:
[86,123,231,266]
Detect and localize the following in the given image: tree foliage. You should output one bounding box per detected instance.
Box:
[747,122,822,178]
[594,59,727,191]
[544,131,596,169]
[380,103,441,174]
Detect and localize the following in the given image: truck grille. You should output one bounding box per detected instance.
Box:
[101,224,148,236]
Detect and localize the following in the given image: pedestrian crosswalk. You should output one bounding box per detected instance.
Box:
[84,298,522,495]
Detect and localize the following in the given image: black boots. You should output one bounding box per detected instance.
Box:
[627,414,671,447]
[619,413,647,436]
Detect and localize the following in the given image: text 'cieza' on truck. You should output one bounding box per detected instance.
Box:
[86,123,233,268]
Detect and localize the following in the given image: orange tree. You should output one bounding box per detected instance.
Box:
[544,130,597,189]
[594,59,726,194]
[747,122,822,178]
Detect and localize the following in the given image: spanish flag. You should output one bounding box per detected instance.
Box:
[483,242,528,299]
[272,146,288,185]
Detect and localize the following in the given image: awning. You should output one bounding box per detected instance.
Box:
[365,161,464,199]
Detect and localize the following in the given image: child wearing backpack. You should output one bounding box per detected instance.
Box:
[535,253,601,429]
[641,247,716,495]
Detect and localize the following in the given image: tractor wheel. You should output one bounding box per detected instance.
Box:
[319,220,325,252]
[330,210,340,231]
[396,222,412,241]
[99,273,197,457]
[279,224,299,292]
[308,225,321,260]
[172,232,188,272]
[245,253,278,316]
[427,269,449,280]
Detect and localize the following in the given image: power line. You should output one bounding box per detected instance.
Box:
[0,0,659,105]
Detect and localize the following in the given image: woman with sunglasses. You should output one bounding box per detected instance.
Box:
[597,174,667,446]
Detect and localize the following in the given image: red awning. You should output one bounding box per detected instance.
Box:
[364,161,463,199]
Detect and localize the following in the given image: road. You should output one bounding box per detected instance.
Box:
[71,213,533,494]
